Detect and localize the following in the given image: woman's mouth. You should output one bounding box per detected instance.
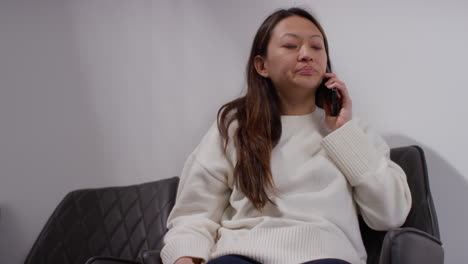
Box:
[297,66,318,75]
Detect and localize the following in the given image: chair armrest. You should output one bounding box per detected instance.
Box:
[141,250,162,264]
[379,227,444,264]
[85,256,141,264]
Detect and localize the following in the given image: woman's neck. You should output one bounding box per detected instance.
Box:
[279,98,317,116]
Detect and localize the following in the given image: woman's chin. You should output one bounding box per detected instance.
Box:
[294,77,320,88]
[296,81,319,90]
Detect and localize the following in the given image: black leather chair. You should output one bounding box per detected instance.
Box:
[24,145,444,264]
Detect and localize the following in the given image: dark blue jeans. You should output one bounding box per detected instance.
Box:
[206,254,352,264]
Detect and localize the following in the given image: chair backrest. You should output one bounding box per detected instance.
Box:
[359,145,440,264]
[24,177,179,264]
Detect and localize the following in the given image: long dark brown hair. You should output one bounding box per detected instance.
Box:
[217,7,333,211]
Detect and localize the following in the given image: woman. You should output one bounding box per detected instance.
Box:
[161,7,412,264]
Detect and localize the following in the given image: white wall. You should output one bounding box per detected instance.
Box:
[0,0,466,263]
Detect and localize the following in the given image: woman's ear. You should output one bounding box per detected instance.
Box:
[254,55,269,78]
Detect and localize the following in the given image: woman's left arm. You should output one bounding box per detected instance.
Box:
[321,118,412,230]
[320,73,412,231]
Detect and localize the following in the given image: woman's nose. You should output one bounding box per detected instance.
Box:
[298,46,314,61]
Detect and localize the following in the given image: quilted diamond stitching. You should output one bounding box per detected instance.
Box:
[24,177,179,264]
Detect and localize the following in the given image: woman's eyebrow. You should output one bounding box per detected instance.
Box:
[280,33,322,39]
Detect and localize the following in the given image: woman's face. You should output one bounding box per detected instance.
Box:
[255,16,328,95]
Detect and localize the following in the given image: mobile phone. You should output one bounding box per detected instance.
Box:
[317,65,341,116]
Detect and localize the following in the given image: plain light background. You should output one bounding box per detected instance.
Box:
[1,0,467,263]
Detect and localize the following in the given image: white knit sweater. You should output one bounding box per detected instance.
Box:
[161,107,412,264]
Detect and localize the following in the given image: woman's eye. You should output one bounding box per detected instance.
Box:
[283,45,322,50]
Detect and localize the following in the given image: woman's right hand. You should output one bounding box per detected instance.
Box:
[174,256,203,264]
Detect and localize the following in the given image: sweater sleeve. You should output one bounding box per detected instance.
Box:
[320,117,412,231]
[160,122,232,264]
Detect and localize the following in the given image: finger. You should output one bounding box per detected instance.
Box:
[335,85,352,108]
[333,81,350,100]
[323,73,336,79]
[324,78,334,86]
[325,80,344,89]
[325,78,345,88]
[326,82,351,107]
[324,76,343,85]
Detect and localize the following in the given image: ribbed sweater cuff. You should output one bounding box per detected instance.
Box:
[161,237,211,264]
[320,119,382,186]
